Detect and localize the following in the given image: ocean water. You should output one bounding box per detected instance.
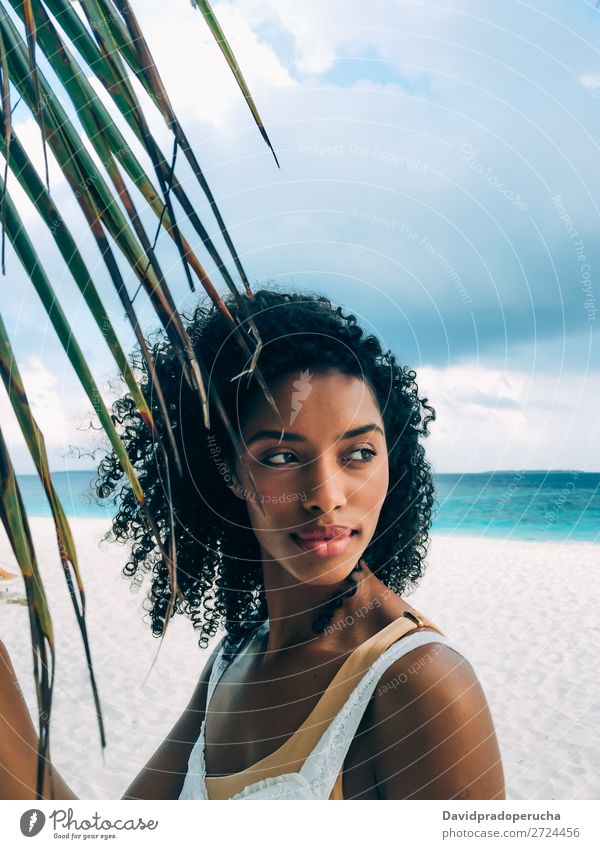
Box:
[433,471,599,543]
[15,470,117,519]
[13,470,600,544]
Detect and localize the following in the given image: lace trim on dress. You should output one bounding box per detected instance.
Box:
[179,628,463,800]
[298,630,458,797]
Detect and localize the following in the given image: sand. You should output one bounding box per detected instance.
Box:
[0,518,598,800]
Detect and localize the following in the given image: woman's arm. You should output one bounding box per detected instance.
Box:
[369,643,506,800]
[121,636,224,800]
[1,635,224,801]
[0,640,78,799]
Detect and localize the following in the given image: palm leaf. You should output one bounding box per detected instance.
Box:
[0,0,280,798]
[100,0,263,293]
[108,0,280,384]
[0,7,209,428]
[30,0,281,416]
[0,115,169,461]
[20,0,231,295]
[4,0,271,568]
[0,23,11,272]
[191,0,280,167]
[0,312,106,753]
[11,0,279,428]
[0,169,164,522]
[0,160,182,613]
[0,424,54,800]
[6,1,282,430]
[0,154,184,792]
[21,0,49,188]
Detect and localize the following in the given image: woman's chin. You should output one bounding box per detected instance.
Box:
[282,548,364,586]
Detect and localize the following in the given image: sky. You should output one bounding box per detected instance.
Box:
[2,0,599,474]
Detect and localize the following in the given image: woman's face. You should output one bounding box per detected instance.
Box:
[232,368,389,586]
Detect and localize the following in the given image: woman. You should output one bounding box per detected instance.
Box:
[0,288,505,800]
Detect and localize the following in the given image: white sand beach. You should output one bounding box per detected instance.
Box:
[1,518,598,800]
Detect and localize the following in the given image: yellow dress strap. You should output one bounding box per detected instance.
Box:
[205,609,443,799]
[326,608,443,799]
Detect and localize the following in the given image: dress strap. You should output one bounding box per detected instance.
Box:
[205,622,263,713]
[299,627,466,798]
[201,611,460,800]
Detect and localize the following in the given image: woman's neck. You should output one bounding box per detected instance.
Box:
[259,558,389,658]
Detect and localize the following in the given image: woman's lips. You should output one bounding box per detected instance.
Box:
[290,530,358,558]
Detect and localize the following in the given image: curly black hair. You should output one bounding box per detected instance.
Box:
[94,286,436,655]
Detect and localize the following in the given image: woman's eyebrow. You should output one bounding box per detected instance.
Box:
[245,423,384,447]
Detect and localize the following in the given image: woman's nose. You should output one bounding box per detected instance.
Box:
[302,457,348,513]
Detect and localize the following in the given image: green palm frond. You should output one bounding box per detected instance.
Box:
[0,22,11,271]
[0,424,54,799]
[191,0,280,168]
[0,0,281,799]
[0,312,105,765]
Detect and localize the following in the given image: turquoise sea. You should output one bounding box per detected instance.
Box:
[13,469,600,544]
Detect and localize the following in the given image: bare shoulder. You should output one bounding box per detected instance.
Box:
[122,633,226,800]
[0,639,79,799]
[367,637,506,800]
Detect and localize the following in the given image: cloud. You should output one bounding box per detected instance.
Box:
[579,73,600,94]
[3,0,600,474]
[232,0,463,78]
[129,0,296,132]
[0,356,109,473]
[5,117,68,225]
[417,363,528,429]
[0,357,69,446]
[416,364,600,472]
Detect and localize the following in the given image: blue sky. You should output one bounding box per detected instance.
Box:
[2,0,599,473]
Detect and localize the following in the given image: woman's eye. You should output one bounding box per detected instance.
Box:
[346,447,376,463]
[260,448,376,466]
[261,451,297,466]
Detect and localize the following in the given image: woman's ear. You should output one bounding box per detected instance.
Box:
[225,462,247,501]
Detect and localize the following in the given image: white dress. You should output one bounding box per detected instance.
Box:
[179,616,466,800]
